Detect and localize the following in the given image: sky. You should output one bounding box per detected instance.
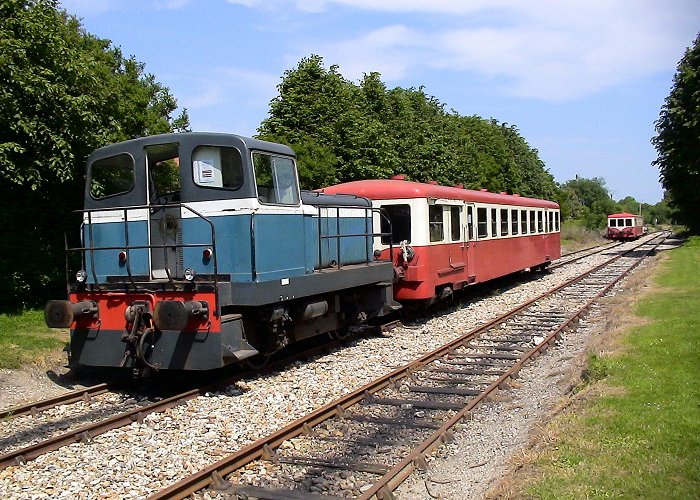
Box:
[58,0,700,204]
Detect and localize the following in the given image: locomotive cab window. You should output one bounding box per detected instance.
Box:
[429,205,444,242]
[381,204,411,244]
[254,153,299,205]
[146,143,181,202]
[193,146,243,190]
[90,153,134,199]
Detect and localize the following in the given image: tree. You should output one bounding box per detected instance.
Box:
[560,177,618,229]
[258,55,558,199]
[0,0,189,311]
[652,32,700,234]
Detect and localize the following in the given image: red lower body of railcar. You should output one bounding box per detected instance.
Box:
[384,234,560,301]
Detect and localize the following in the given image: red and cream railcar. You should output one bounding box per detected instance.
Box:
[607,213,644,240]
[321,178,561,303]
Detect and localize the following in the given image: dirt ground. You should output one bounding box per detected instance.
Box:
[0,349,82,411]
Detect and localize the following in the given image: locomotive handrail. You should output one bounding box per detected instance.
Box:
[314,204,393,270]
[68,203,219,316]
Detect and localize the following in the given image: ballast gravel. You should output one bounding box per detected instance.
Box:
[0,239,658,499]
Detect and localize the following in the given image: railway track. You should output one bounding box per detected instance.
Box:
[150,232,667,499]
[0,327,383,472]
[1,236,610,472]
[551,240,621,269]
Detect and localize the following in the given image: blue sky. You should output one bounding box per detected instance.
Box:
[59,0,700,204]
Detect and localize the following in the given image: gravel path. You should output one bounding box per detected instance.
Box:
[0,237,663,499]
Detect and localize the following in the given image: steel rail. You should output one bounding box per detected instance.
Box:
[150,232,667,499]
[0,324,380,471]
[0,383,114,420]
[551,240,622,269]
[0,386,204,471]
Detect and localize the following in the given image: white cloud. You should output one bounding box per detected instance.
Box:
[282,0,699,102]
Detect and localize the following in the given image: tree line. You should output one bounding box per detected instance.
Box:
[257,55,673,230]
[0,0,189,311]
[0,0,690,312]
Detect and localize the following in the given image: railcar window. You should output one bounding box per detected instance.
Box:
[521,209,528,234]
[450,206,461,241]
[429,205,444,242]
[626,218,633,227]
[193,146,243,190]
[467,206,474,240]
[500,209,509,236]
[537,211,543,233]
[555,212,560,231]
[381,204,411,244]
[548,212,553,232]
[90,154,134,199]
[491,208,497,238]
[254,153,299,205]
[511,209,519,235]
[477,207,488,238]
[529,210,536,233]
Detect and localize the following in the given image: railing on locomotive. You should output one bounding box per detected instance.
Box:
[66,202,219,315]
[315,204,393,270]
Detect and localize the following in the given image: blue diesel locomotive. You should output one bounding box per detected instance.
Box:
[45,133,398,372]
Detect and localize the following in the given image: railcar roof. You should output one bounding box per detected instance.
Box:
[320,179,559,208]
[608,212,641,218]
[88,132,295,160]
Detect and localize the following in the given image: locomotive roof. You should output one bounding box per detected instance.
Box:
[320,179,559,208]
[88,132,295,161]
[608,212,641,218]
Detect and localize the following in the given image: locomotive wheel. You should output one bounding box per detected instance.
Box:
[328,327,351,341]
[244,353,272,370]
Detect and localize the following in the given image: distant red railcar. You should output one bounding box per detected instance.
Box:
[607,213,644,240]
[321,178,561,303]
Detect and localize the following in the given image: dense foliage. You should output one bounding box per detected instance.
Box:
[258,55,558,200]
[652,33,700,234]
[0,0,189,311]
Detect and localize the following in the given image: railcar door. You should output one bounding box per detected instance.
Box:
[146,143,183,280]
[465,203,476,281]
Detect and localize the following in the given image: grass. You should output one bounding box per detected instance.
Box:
[0,309,68,369]
[523,236,700,498]
[560,220,605,252]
